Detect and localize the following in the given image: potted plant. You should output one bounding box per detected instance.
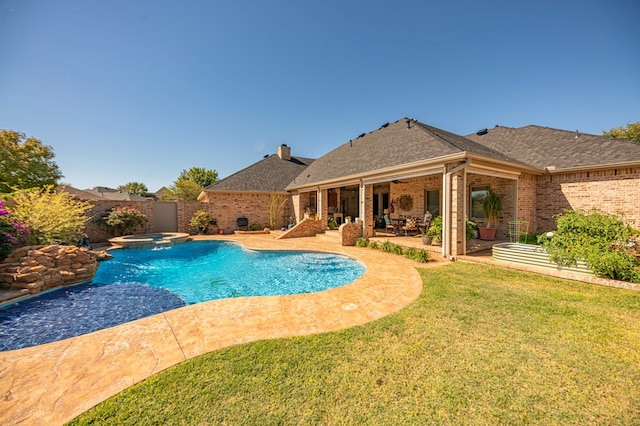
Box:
[189,209,213,234]
[478,189,502,240]
[327,217,338,229]
[419,231,432,246]
[426,215,443,245]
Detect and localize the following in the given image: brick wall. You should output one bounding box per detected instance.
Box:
[537,167,640,232]
[339,222,364,246]
[83,199,155,243]
[278,218,324,239]
[198,191,294,234]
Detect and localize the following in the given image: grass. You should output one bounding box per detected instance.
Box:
[69,263,640,425]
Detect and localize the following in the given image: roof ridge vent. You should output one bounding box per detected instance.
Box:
[476,128,488,136]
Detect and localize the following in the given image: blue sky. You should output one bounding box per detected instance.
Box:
[1,1,638,192]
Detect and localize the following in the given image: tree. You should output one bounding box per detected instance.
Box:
[117,182,149,196]
[167,179,203,201]
[176,167,218,188]
[166,166,219,201]
[11,186,93,245]
[602,121,640,143]
[0,130,63,193]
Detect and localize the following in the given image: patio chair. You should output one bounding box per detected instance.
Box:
[416,211,433,234]
[236,217,249,231]
[383,211,396,235]
[402,217,418,236]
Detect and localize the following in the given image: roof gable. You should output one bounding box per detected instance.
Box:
[466,125,640,170]
[206,153,314,192]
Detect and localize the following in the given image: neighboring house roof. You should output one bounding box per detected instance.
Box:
[83,186,149,201]
[466,125,640,171]
[287,118,528,189]
[57,185,107,201]
[205,152,315,193]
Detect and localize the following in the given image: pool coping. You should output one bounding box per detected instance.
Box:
[0,235,440,425]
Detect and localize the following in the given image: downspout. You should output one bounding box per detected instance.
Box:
[359,179,366,237]
[444,159,471,259]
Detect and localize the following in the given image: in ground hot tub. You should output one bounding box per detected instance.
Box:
[109,232,190,249]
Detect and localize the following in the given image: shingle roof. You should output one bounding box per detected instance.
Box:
[466,125,640,170]
[82,186,149,201]
[288,118,526,188]
[205,154,315,192]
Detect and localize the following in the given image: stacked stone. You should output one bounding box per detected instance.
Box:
[0,245,111,294]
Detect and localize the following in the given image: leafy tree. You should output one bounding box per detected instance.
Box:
[602,121,640,143]
[11,186,93,245]
[0,130,63,193]
[176,167,218,188]
[117,182,149,196]
[167,179,203,201]
[165,167,218,201]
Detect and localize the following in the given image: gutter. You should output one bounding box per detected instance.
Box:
[545,160,640,174]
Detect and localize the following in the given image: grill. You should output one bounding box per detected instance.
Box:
[236,217,249,229]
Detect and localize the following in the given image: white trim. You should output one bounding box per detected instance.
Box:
[363,167,444,185]
[466,166,520,180]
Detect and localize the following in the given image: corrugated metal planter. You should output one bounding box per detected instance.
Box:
[492,243,594,275]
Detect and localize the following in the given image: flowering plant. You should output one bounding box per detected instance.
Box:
[101,206,147,236]
[0,200,31,261]
[189,209,214,233]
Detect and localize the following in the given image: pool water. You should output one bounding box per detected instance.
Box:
[0,241,365,351]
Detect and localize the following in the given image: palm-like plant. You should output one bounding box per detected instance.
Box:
[483,189,502,228]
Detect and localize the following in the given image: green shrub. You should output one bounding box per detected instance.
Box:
[11,187,93,244]
[539,209,640,282]
[189,209,213,232]
[392,244,404,256]
[403,247,416,259]
[368,241,379,250]
[356,237,369,247]
[427,216,443,243]
[102,206,147,237]
[413,249,429,263]
[380,240,394,253]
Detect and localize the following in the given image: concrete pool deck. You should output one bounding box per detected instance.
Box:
[0,234,444,425]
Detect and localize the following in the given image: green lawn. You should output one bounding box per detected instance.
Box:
[69,263,640,425]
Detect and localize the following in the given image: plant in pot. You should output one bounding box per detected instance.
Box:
[327,217,338,229]
[478,189,502,240]
[189,209,213,234]
[426,215,443,245]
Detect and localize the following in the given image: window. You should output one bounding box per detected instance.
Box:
[470,186,489,219]
[425,190,440,217]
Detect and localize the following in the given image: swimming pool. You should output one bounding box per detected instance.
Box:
[0,241,365,351]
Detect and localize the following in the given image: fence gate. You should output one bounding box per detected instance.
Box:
[154,201,178,232]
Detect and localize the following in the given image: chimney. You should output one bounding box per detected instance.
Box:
[277,144,291,160]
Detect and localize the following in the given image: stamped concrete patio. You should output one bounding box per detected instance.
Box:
[0,234,445,425]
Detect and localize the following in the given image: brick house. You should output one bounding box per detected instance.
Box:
[198,144,315,233]
[198,117,640,258]
[285,118,640,258]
